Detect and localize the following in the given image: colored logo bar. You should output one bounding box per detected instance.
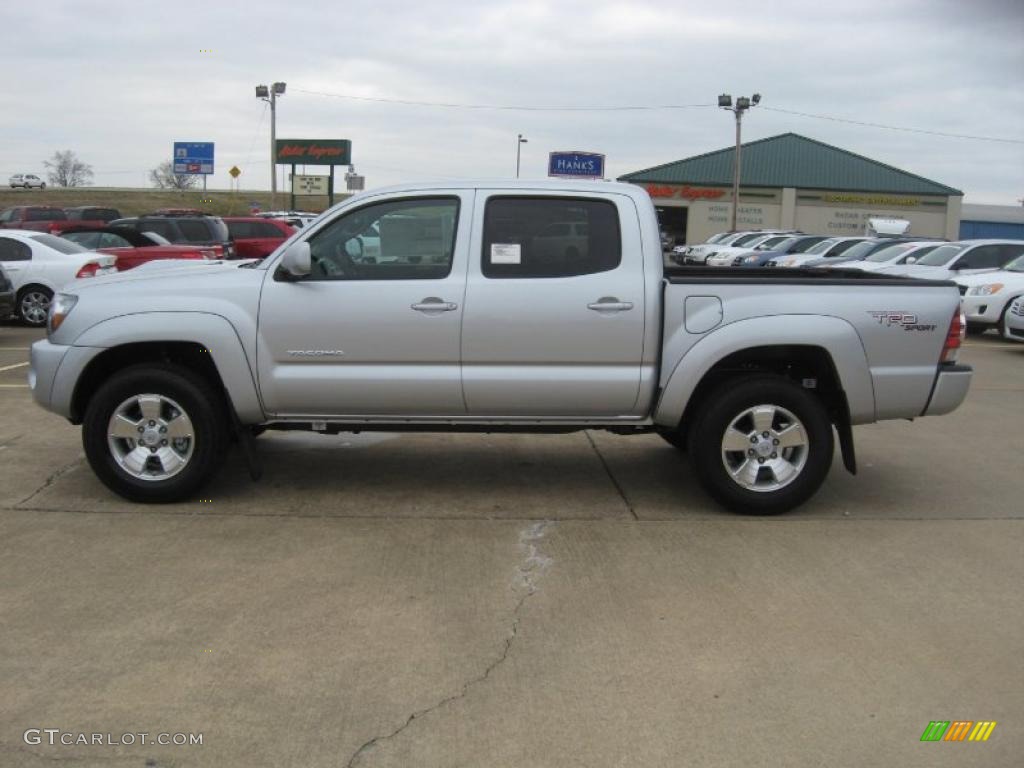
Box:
[920,721,997,742]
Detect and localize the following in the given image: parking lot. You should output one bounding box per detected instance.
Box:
[1,323,1021,766]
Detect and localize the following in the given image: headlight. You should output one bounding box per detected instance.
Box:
[48,293,78,335]
[967,283,1004,296]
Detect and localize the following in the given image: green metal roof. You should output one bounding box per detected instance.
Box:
[619,133,962,196]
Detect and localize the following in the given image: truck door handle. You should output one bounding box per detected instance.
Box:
[411,297,458,313]
[587,297,634,312]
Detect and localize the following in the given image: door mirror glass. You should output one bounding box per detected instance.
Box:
[279,241,311,278]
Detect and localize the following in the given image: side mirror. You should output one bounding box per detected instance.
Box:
[278,241,311,279]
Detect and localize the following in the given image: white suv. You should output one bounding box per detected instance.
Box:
[9,174,46,189]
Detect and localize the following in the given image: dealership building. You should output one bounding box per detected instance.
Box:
[618,133,963,245]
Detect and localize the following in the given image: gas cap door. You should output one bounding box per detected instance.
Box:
[684,295,723,334]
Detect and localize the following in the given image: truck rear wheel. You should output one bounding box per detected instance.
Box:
[82,364,229,503]
[688,375,834,515]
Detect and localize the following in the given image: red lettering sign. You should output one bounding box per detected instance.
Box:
[644,184,726,200]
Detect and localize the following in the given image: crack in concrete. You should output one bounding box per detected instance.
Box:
[16,455,85,507]
[584,430,638,520]
[345,521,555,768]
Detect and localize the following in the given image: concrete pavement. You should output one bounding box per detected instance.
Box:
[1,323,1021,766]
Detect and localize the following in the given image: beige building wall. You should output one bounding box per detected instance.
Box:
[638,183,956,244]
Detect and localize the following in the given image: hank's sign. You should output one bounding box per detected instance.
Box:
[275,139,352,166]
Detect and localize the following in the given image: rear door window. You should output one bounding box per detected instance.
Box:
[482,197,621,278]
[0,237,32,261]
[138,220,176,240]
[177,220,213,242]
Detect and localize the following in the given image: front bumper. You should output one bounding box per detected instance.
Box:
[30,339,103,420]
[29,339,70,412]
[960,294,1004,325]
[922,364,973,417]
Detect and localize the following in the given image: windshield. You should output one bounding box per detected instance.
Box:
[865,243,915,263]
[916,244,966,266]
[732,233,765,247]
[762,236,797,251]
[831,240,877,260]
[805,238,839,255]
[29,233,87,254]
[1004,255,1024,272]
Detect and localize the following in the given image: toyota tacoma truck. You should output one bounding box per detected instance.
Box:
[29,181,972,514]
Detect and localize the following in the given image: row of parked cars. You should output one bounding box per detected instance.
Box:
[0,206,319,326]
[674,228,1024,340]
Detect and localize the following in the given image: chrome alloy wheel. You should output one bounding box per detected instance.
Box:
[720,404,809,493]
[20,291,51,326]
[107,394,195,481]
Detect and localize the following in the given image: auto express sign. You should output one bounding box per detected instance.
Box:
[548,151,605,179]
[275,139,351,166]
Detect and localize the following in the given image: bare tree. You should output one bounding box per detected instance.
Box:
[43,150,94,187]
[150,161,199,190]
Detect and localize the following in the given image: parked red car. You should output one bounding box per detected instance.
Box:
[0,205,109,234]
[222,216,295,258]
[60,227,214,271]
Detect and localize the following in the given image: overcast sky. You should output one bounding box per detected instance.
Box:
[2,0,1021,203]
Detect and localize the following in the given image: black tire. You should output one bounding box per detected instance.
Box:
[40,182,46,190]
[657,429,687,452]
[997,297,1021,338]
[965,323,987,336]
[82,364,229,503]
[17,285,52,327]
[688,375,834,515]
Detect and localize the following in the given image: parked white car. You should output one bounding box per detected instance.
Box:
[683,230,796,265]
[1003,295,1024,342]
[838,241,945,272]
[956,254,1024,333]
[767,236,872,267]
[0,230,116,325]
[705,234,795,266]
[878,240,1024,281]
[8,173,46,189]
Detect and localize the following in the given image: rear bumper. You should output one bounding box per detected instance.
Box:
[922,364,973,417]
[0,288,13,318]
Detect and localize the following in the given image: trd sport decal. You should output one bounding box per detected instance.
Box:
[867,311,937,332]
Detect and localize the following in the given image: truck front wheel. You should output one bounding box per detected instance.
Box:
[689,376,834,515]
[82,364,229,503]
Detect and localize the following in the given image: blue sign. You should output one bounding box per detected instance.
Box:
[173,142,215,175]
[548,151,605,179]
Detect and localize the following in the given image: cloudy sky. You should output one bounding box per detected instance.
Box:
[2,0,1022,203]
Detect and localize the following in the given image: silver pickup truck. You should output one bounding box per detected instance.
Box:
[29,181,972,513]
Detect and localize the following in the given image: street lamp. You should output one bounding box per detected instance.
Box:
[516,134,528,178]
[256,81,287,209]
[718,92,761,231]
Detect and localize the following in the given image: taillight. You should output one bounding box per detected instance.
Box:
[76,261,100,278]
[941,309,965,363]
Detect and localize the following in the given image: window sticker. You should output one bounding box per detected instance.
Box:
[490,243,521,264]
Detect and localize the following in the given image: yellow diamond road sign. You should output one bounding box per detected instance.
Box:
[228,166,241,178]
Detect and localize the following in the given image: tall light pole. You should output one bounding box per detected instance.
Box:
[516,134,528,178]
[718,92,761,231]
[256,81,286,209]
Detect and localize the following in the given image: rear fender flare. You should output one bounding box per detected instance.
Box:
[654,315,875,427]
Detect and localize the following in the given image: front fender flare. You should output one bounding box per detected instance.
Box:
[64,311,264,422]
